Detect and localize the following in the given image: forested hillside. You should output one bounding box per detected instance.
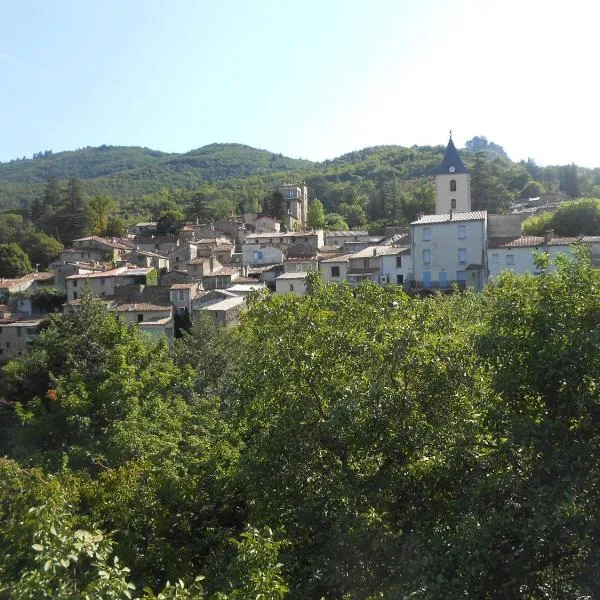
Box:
[2,254,600,598]
[3,136,600,233]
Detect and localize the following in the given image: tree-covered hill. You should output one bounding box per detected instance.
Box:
[3,138,600,230]
[0,143,315,208]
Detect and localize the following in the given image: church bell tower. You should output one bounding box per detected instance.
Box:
[435,134,471,214]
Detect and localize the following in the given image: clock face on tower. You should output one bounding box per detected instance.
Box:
[449,166,456,173]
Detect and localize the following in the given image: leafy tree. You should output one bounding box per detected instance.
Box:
[339,202,367,228]
[21,231,62,268]
[264,190,285,222]
[88,194,116,235]
[521,210,554,235]
[104,215,127,237]
[470,152,512,213]
[325,212,348,230]
[552,198,600,236]
[60,178,91,244]
[307,199,327,229]
[560,163,581,198]
[0,242,32,277]
[519,179,545,199]
[156,208,185,235]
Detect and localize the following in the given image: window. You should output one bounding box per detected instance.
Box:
[363,258,370,268]
[458,224,466,239]
[506,254,515,266]
[423,249,431,264]
[72,279,78,287]
[73,292,78,300]
[491,253,499,263]
[100,278,105,285]
[179,290,185,301]
[458,248,467,263]
[456,270,466,286]
[423,227,431,241]
[396,256,402,268]
[331,265,340,277]
[253,250,264,261]
[450,179,457,192]
[451,198,457,210]
[396,274,404,284]
[5,342,9,349]
[289,284,294,291]
[285,189,295,199]
[137,314,144,323]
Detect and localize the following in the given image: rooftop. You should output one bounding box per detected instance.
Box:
[320,253,355,263]
[325,230,369,237]
[198,296,245,312]
[437,137,469,175]
[500,235,600,248]
[0,272,54,287]
[169,283,197,289]
[73,236,130,250]
[276,271,309,280]
[350,245,407,258]
[411,211,487,225]
[111,303,172,312]
[66,266,153,280]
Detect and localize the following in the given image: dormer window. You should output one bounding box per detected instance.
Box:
[450,179,457,192]
[451,198,457,210]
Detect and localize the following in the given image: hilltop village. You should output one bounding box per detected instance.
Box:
[0,137,592,362]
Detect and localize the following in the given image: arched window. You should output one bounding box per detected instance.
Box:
[450,179,457,192]
[451,198,457,210]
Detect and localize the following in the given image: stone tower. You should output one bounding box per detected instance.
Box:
[435,136,471,214]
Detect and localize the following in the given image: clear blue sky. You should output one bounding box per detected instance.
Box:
[1,0,598,166]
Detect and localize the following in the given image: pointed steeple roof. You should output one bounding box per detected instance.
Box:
[437,137,468,175]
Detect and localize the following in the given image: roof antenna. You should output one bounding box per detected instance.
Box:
[449,128,453,139]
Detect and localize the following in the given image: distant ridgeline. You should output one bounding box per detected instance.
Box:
[1,138,599,227]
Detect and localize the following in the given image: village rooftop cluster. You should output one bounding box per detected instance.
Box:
[0,137,593,363]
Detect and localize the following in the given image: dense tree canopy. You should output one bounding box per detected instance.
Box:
[2,253,600,598]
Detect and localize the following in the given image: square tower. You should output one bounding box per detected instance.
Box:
[279,183,308,229]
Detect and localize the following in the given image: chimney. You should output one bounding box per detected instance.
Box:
[544,229,554,244]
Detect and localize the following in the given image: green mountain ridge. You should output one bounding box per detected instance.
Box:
[1,141,599,224]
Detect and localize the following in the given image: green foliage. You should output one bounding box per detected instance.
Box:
[89,194,117,235]
[145,268,158,286]
[522,198,600,237]
[156,208,185,235]
[551,198,600,235]
[30,287,66,313]
[306,199,326,229]
[521,210,554,235]
[21,231,63,268]
[471,152,512,213]
[0,242,33,277]
[4,249,600,598]
[519,179,546,198]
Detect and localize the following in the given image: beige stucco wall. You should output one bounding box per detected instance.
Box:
[412,218,486,289]
[435,173,471,214]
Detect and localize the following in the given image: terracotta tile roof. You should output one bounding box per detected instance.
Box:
[411,211,487,225]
